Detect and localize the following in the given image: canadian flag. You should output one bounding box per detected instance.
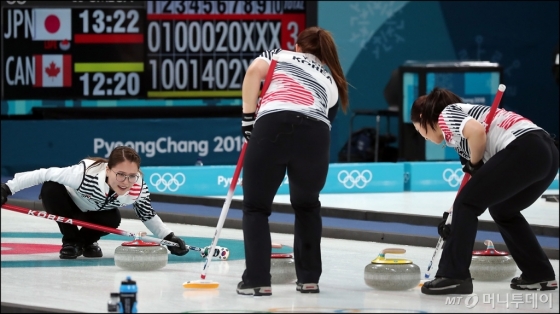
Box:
[34,55,72,88]
[33,9,72,41]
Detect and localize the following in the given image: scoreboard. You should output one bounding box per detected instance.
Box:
[146,1,305,98]
[1,0,311,101]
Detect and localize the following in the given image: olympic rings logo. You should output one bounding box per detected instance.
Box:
[149,173,186,192]
[442,168,464,187]
[337,170,372,189]
[403,172,410,184]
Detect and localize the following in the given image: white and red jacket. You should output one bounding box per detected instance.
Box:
[255,49,339,128]
[439,103,544,162]
[5,159,173,239]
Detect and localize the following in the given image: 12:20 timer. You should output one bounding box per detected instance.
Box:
[79,72,141,97]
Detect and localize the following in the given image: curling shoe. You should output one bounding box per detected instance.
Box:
[421,277,473,295]
[296,282,320,293]
[511,275,557,291]
[83,242,103,258]
[59,243,83,259]
[236,281,272,296]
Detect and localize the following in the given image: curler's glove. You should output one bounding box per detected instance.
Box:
[438,212,451,240]
[462,160,484,176]
[164,232,189,256]
[1,183,12,205]
[241,112,256,142]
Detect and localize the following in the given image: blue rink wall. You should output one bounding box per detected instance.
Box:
[0,118,341,174]
[1,119,558,195]
[141,162,559,196]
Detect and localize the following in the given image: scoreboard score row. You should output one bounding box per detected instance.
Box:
[1,1,310,100]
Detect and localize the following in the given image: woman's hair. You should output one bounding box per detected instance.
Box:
[410,87,463,132]
[86,146,142,171]
[297,26,349,112]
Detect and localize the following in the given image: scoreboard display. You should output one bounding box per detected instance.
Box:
[1,0,311,100]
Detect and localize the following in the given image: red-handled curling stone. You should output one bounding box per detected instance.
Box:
[114,233,168,271]
[271,253,296,284]
[470,240,518,281]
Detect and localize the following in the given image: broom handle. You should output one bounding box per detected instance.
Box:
[2,203,180,246]
[199,56,279,280]
[200,142,247,279]
[2,203,227,257]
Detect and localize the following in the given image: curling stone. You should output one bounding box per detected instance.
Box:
[470,240,517,281]
[364,248,420,290]
[271,253,297,284]
[114,238,168,271]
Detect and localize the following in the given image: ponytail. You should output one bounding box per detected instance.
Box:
[296,26,350,113]
[317,29,349,112]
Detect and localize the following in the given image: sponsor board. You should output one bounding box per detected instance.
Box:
[142,163,405,196]
[404,162,559,191]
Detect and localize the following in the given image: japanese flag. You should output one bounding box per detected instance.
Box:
[34,55,72,88]
[33,9,72,41]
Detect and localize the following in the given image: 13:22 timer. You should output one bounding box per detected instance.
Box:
[78,9,140,33]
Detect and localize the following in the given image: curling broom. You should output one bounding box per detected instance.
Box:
[182,142,247,289]
[183,57,279,289]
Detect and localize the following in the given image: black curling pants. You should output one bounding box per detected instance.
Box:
[437,130,559,281]
[241,111,330,286]
[40,181,121,246]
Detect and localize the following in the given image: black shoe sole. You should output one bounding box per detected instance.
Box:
[297,289,320,294]
[296,283,320,293]
[59,250,83,259]
[236,287,272,296]
[83,252,103,258]
[421,282,473,295]
[511,282,558,291]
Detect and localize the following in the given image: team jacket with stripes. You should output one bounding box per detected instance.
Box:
[439,103,544,162]
[255,49,339,128]
[5,159,173,239]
